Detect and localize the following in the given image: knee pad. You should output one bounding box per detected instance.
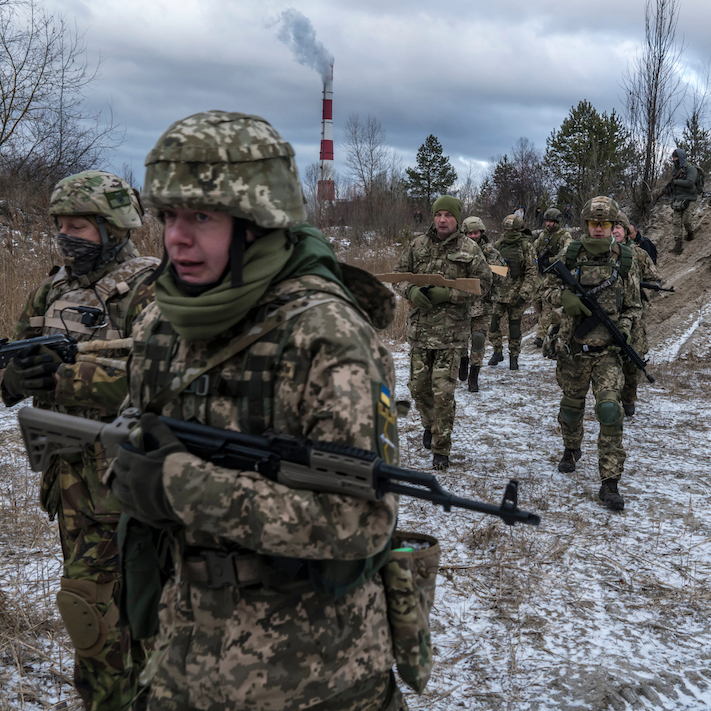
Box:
[56,578,118,658]
[509,321,522,341]
[595,390,623,428]
[471,331,486,351]
[559,395,585,425]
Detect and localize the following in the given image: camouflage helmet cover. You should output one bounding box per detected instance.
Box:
[543,207,562,223]
[502,214,524,231]
[49,171,143,231]
[142,111,306,229]
[462,216,486,233]
[616,211,630,233]
[581,196,620,222]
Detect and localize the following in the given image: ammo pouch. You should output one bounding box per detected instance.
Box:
[117,513,171,640]
[381,530,440,694]
[56,577,118,658]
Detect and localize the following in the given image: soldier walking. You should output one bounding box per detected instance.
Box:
[669,147,698,254]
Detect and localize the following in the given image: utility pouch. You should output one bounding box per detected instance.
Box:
[118,513,171,640]
[39,459,61,519]
[381,530,440,694]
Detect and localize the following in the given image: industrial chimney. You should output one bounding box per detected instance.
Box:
[317,64,335,201]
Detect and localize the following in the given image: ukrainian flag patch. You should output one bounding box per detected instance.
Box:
[380,384,391,408]
[373,381,398,465]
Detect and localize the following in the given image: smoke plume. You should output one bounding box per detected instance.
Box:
[275,9,333,82]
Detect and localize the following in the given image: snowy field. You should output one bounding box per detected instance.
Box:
[0,335,710,710]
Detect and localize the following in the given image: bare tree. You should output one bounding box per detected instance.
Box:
[622,0,686,215]
[342,113,389,202]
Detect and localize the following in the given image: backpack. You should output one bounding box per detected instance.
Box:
[694,165,705,195]
[497,239,525,279]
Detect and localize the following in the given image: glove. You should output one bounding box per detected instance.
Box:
[561,290,592,317]
[3,344,62,402]
[609,328,632,354]
[111,413,187,528]
[426,286,450,306]
[409,286,434,312]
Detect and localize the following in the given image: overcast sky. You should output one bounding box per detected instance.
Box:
[42,0,711,188]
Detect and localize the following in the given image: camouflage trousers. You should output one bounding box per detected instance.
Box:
[533,294,562,342]
[489,301,526,356]
[555,351,626,480]
[468,313,491,367]
[622,322,648,405]
[409,347,459,455]
[672,202,693,249]
[50,454,148,711]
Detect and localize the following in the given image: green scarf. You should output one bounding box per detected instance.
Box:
[155,224,353,341]
[581,235,616,256]
[501,230,523,244]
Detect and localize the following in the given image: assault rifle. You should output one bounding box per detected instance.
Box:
[18,407,541,527]
[544,259,656,384]
[0,334,79,369]
[640,281,674,294]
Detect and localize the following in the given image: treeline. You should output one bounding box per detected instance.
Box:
[306,0,711,240]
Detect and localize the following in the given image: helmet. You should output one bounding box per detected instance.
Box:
[543,208,562,223]
[616,211,630,234]
[461,216,485,233]
[49,171,143,233]
[502,214,523,231]
[142,111,306,229]
[581,196,620,222]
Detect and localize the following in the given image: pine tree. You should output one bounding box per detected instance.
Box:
[677,110,711,176]
[405,135,457,205]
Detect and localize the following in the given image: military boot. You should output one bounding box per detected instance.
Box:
[509,355,519,370]
[488,351,504,366]
[458,355,469,381]
[433,453,449,470]
[423,429,432,450]
[558,448,582,473]
[685,230,695,241]
[468,365,480,393]
[599,478,625,510]
[623,402,635,417]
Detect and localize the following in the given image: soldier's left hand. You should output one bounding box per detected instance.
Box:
[7,344,62,401]
[426,286,450,305]
[111,413,187,528]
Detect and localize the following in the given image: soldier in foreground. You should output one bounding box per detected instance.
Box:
[488,214,536,370]
[394,197,492,469]
[108,111,407,710]
[668,147,698,254]
[0,172,158,710]
[461,216,505,392]
[553,197,641,510]
[614,212,661,416]
[531,208,572,348]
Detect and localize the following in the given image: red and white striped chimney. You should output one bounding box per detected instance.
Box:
[317,64,335,201]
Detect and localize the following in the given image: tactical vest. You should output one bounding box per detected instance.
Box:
[31,256,159,343]
[497,238,525,279]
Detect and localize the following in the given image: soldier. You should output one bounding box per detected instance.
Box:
[461,216,505,392]
[393,196,492,469]
[488,214,536,370]
[613,211,661,416]
[669,147,698,254]
[531,208,573,348]
[629,220,657,265]
[554,197,641,511]
[0,172,159,710]
[108,111,407,710]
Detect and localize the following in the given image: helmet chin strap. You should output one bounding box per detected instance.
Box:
[230,217,248,287]
[95,215,129,266]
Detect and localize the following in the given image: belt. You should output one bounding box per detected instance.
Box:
[182,548,312,592]
[571,343,608,354]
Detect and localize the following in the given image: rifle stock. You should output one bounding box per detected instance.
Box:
[18,407,541,527]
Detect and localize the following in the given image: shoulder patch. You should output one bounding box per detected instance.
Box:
[373,381,398,465]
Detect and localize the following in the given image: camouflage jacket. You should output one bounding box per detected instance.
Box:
[627,238,661,319]
[559,242,642,351]
[127,270,400,709]
[469,238,506,318]
[393,225,492,348]
[2,242,158,419]
[532,227,573,295]
[493,231,537,304]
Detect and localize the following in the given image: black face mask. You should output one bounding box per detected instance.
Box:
[56,233,104,277]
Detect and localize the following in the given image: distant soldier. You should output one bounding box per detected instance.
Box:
[563,203,573,228]
[488,214,536,370]
[614,212,661,416]
[461,216,505,392]
[531,208,573,348]
[554,197,641,511]
[629,220,657,264]
[394,196,492,469]
[669,147,698,254]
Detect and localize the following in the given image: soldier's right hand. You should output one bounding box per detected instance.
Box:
[409,286,434,312]
[2,357,29,400]
[561,289,592,317]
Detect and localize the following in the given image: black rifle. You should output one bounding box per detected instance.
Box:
[18,407,541,527]
[0,334,79,369]
[640,281,674,293]
[544,259,656,384]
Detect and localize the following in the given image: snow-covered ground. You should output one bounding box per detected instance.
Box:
[1,336,710,710]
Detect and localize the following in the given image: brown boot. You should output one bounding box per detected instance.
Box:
[468,365,480,392]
